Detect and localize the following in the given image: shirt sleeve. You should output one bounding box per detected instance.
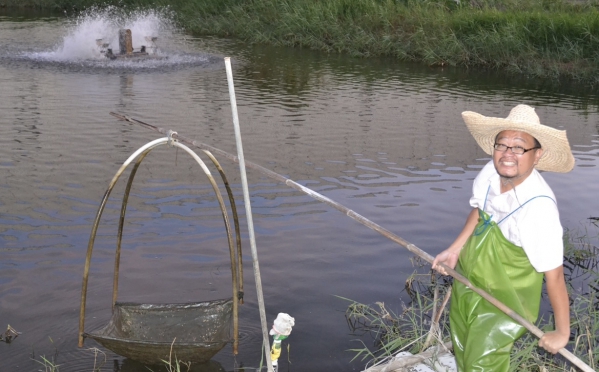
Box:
[469,161,495,210]
[517,196,564,272]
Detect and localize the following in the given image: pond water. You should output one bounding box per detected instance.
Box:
[0,8,598,372]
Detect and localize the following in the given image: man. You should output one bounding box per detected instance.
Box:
[432,104,574,371]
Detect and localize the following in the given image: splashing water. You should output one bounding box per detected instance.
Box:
[37,8,173,61]
[19,7,215,69]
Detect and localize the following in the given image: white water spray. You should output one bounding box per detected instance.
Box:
[38,8,175,62]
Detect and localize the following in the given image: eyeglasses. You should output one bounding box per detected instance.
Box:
[493,143,540,155]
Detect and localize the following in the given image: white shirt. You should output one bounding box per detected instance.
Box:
[469,161,564,272]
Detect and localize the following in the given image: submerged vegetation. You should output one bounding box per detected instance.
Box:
[2,0,599,86]
[346,218,599,371]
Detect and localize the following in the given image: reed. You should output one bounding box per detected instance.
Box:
[168,0,599,84]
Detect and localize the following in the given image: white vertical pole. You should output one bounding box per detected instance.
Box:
[224,57,274,372]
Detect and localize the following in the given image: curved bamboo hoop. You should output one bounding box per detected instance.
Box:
[201,149,244,303]
[79,137,242,354]
[109,113,595,372]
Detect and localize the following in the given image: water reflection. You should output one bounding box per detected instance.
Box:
[116,358,226,372]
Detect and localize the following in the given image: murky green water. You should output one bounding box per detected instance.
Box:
[0,9,598,372]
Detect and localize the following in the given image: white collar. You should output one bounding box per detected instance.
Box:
[486,166,544,201]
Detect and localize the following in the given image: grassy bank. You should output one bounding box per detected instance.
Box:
[3,0,599,86]
[176,0,599,85]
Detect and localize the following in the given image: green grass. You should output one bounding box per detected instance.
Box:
[157,338,192,372]
[34,355,61,372]
[343,273,453,365]
[2,0,599,85]
[30,339,106,372]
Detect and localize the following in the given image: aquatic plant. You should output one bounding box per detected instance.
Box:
[87,347,107,372]
[343,272,453,364]
[159,339,192,372]
[31,337,61,372]
[34,355,61,372]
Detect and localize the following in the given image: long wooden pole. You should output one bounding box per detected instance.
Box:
[108,112,594,372]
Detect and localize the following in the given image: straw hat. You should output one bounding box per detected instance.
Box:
[462,104,575,173]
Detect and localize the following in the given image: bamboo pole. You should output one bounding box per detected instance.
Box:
[108,112,595,372]
[224,57,274,372]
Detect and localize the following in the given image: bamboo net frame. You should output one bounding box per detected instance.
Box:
[78,137,243,354]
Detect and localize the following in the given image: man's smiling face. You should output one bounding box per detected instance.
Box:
[493,130,544,189]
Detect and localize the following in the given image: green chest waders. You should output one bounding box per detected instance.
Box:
[450,193,553,371]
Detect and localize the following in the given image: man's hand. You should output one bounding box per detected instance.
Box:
[432,208,479,276]
[538,330,569,354]
[432,249,460,275]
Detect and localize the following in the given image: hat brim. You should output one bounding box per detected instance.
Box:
[462,111,575,173]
